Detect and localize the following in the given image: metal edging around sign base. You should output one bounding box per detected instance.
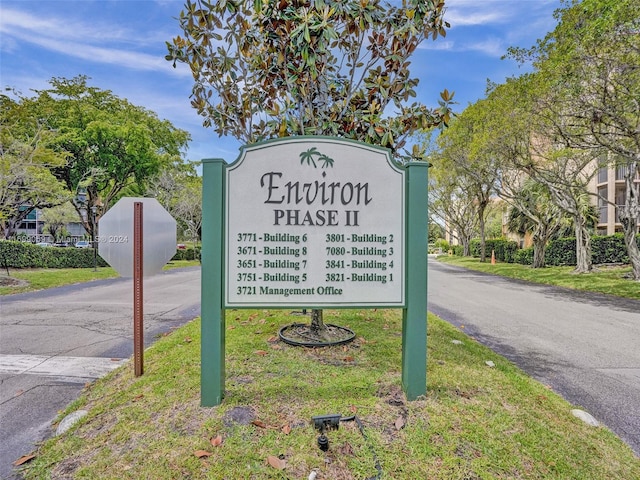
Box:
[278,323,356,348]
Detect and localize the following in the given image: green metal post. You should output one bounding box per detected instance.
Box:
[402,162,428,400]
[201,158,226,406]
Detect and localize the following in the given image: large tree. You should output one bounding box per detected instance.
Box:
[504,179,566,268]
[478,74,599,274]
[23,76,191,240]
[433,100,501,262]
[41,202,78,243]
[428,168,477,256]
[510,0,640,279]
[167,0,454,334]
[166,0,453,153]
[145,159,203,246]
[0,94,69,239]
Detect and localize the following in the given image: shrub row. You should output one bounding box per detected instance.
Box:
[172,246,201,261]
[543,233,640,266]
[0,241,200,269]
[470,239,519,263]
[488,233,640,266]
[0,241,108,269]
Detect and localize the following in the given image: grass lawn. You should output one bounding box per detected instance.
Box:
[436,255,639,300]
[0,260,200,296]
[18,309,640,479]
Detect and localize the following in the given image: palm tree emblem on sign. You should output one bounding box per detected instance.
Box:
[299,147,334,169]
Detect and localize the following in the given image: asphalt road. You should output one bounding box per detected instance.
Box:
[428,259,640,456]
[0,267,201,480]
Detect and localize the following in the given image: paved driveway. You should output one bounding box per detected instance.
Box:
[0,267,201,480]
[428,259,640,456]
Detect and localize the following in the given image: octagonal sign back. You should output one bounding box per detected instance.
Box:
[98,197,176,277]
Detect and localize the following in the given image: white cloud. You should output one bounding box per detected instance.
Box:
[443,0,513,27]
[1,8,130,44]
[443,10,509,27]
[418,40,455,51]
[461,37,506,57]
[1,8,185,75]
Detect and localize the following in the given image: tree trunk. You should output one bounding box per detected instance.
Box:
[478,202,487,262]
[619,166,640,281]
[574,217,592,273]
[532,238,547,268]
[462,235,471,256]
[622,222,640,281]
[310,309,324,330]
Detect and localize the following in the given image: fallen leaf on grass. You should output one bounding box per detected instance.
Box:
[133,394,144,402]
[210,435,223,447]
[252,419,268,428]
[267,455,286,469]
[194,450,212,458]
[271,344,282,350]
[281,424,291,434]
[267,335,279,343]
[395,416,406,430]
[13,454,36,466]
[349,405,358,414]
[254,350,268,356]
[184,337,192,343]
[338,442,354,455]
[343,356,354,362]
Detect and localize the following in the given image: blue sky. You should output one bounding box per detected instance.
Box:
[1,0,561,164]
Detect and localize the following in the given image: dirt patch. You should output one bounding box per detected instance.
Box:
[0,275,28,287]
[279,322,356,347]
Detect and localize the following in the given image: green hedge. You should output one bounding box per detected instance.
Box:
[462,234,639,267]
[0,240,201,269]
[545,234,640,266]
[514,247,534,265]
[0,240,108,268]
[543,238,577,266]
[470,239,519,263]
[592,234,634,264]
[514,233,640,266]
[171,246,201,261]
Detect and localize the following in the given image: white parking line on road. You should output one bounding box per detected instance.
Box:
[0,354,128,379]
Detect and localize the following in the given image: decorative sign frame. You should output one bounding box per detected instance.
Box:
[201,137,428,406]
[224,138,405,307]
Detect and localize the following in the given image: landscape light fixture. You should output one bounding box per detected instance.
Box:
[311,414,341,451]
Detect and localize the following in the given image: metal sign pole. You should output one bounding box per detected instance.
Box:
[133,202,144,376]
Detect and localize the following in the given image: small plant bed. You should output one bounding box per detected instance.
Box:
[0,275,28,288]
[279,321,356,347]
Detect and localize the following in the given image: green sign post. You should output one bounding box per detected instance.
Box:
[200,137,427,406]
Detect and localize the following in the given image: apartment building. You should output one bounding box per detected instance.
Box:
[591,161,640,236]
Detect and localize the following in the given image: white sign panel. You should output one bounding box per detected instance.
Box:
[225,138,405,307]
[98,197,176,277]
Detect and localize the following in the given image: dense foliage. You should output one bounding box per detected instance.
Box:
[0,241,107,269]
[167,0,454,157]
